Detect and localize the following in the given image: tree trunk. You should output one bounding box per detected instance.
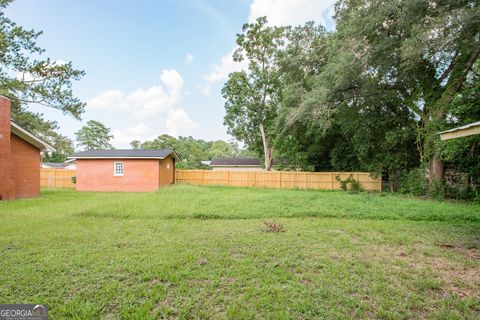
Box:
[428,153,444,183]
[259,123,273,171]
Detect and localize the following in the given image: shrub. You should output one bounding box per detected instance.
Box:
[399,168,428,196]
[428,179,446,201]
[335,174,363,192]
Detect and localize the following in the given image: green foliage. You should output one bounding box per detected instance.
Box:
[254,0,479,191]
[399,168,428,197]
[133,134,246,169]
[0,0,83,162]
[0,0,85,118]
[335,174,363,192]
[429,179,447,201]
[75,120,113,150]
[440,74,480,184]
[11,100,74,162]
[223,17,286,170]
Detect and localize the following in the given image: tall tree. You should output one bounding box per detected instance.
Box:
[75,120,113,150]
[0,0,85,118]
[329,0,480,184]
[1,0,84,161]
[222,17,285,170]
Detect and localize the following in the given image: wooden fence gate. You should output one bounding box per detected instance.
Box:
[40,169,76,189]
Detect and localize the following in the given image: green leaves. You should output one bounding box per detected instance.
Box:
[223,17,286,169]
[75,120,114,150]
[130,135,248,169]
[0,1,85,119]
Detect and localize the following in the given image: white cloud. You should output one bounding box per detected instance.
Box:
[202,47,247,96]
[204,48,244,83]
[248,0,336,26]
[201,0,336,96]
[166,109,199,136]
[201,84,212,97]
[88,69,199,146]
[111,123,157,147]
[88,69,183,117]
[88,90,125,109]
[185,53,194,64]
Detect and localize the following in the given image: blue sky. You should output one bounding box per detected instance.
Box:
[6,0,336,148]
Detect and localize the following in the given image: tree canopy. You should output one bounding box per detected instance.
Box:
[1,0,85,161]
[75,120,114,150]
[131,134,253,169]
[222,1,479,196]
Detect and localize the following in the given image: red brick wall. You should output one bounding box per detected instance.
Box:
[0,96,13,200]
[0,96,41,200]
[76,159,161,192]
[11,133,41,198]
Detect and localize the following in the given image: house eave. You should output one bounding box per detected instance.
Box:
[10,121,55,152]
[439,121,480,140]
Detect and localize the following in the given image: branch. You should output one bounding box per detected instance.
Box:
[452,46,480,93]
[437,51,459,83]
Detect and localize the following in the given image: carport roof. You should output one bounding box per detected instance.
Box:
[68,148,180,161]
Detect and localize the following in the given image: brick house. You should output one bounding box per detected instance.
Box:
[68,149,180,192]
[0,96,55,200]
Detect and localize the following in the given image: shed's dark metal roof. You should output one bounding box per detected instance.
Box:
[210,157,261,166]
[68,149,179,161]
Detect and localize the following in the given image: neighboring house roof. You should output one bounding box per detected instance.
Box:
[210,157,262,167]
[10,120,55,152]
[439,121,480,140]
[68,148,180,161]
[42,162,75,169]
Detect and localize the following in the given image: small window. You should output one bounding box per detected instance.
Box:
[167,163,170,169]
[114,162,124,176]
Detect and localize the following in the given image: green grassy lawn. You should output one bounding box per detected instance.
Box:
[0,185,479,319]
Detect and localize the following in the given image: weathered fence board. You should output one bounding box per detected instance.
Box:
[176,170,382,191]
[40,168,76,189]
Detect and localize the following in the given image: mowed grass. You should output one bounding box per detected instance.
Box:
[0,185,479,319]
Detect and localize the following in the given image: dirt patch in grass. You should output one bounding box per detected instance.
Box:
[365,243,479,299]
[425,257,480,298]
[262,221,285,233]
[438,242,480,260]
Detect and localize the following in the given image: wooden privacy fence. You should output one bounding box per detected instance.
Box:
[176,170,382,191]
[40,168,76,189]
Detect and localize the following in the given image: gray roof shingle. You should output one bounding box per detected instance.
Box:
[68,149,179,160]
[210,157,261,166]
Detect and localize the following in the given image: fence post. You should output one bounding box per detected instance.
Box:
[331,172,334,190]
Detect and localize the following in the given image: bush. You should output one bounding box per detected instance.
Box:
[335,174,363,192]
[428,179,446,201]
[399,168,428,196]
